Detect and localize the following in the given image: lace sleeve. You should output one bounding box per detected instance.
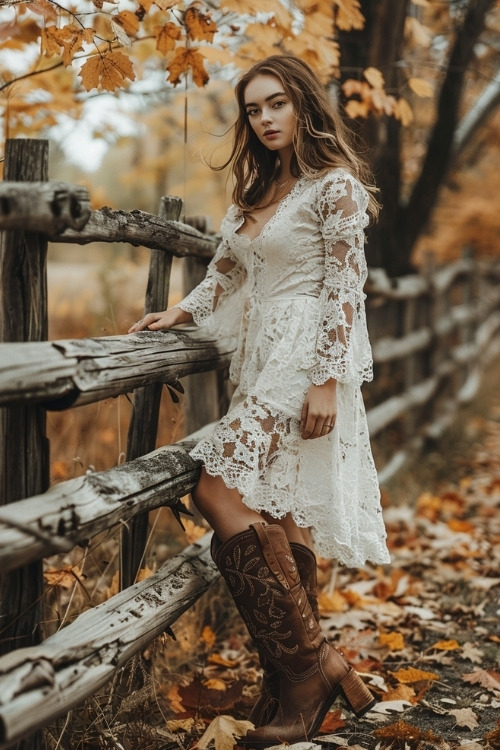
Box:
[309,172,373,386]
[174,235,247,335]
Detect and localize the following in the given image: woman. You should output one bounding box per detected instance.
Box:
[129,55,390,747]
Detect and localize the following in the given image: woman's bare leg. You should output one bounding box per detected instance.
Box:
[191,467,264,542]
[192,467,314,551]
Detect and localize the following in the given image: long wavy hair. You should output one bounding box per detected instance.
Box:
[215,55,379,220]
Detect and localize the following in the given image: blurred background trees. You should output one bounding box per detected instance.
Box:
[1,0,500,276]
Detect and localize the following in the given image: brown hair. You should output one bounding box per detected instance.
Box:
[216,54,379,220]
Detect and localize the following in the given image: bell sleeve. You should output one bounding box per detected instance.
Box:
[309,172,374,386]
[174,234,247,343]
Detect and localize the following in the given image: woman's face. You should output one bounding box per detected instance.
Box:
[243,73,296,154]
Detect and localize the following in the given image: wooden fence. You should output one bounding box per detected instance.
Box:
[1,138,500,749]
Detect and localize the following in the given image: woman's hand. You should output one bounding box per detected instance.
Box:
[300,378,337,439]
[128,307,193,333]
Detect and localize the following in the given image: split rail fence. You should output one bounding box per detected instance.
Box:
[1,139,500,749]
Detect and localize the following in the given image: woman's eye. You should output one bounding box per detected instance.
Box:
[273,100,286,108]
[247,108,259,117]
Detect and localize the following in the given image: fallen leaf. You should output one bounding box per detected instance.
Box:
[462,668,500,692]
[379,631,405,651]
[370,700,413,714]
[390,667,439,684]
[449,707,479,730]
[460,642,484,663]
[429,639,460,651]
[318,709,345,733]
[194,715,253,750]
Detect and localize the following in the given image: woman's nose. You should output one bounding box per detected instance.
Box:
[261,107,272,124]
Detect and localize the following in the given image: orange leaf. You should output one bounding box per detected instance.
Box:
[42,24,94,66]
[155,22,182,54]
[379,632,405,651]
[114,10,140,37]
[44,565,84,589]
[334,0,365,31]
[167,685,185,714]
[374,720,439,743]
[430,639,460,651]
[384,684,417,704]
[201,625,217,649]
[364,66,384,89]
[390,667,439,683]
[208,653,239,668]
[447,518,475,533]
[408,76,433,97]
[185,4,217,43]
[393,97,413,126]
[344,99,369,119]
[319,709,345,734]
[203,678,227,691]
[318,590,348,612]
[167,46,209,87]
[80,50,136,92]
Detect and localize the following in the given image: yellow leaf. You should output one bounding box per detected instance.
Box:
[203,678,227,691]
[364,66,384,89]
[344,99,369,119]
[167,45,209,87]
[380,632,405,651]
[105,570,120,599]
[41,24,94,66]
[201,624,217,649]
[408,77,433,97]
[393,97,413,126]
[154,0,179,9]
[185,5,217,43]
[114,10,140,37]
[318,590,348,612]
[167,685,185,714]
[196,715,254,750]
[182,518,207,543]
[334,0,365,31]
[44,565,84,589]
[136,566,153,582]
[390,667,439,684]
[208,652,239,668]
[80,50,136,92]
[431,639,460,651]
[155,21,182,54]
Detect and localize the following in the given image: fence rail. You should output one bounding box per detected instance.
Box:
[1,140,500,748]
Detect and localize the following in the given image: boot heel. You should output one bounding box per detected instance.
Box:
[339,668,376,717]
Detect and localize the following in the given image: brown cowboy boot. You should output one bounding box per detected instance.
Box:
[212,523,375,748]
[246,543,319,727]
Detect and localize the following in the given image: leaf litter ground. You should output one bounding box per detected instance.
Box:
[153,363,500,750]
[46,363,500,750]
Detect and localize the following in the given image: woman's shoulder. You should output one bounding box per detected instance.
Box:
[306,168,368,209]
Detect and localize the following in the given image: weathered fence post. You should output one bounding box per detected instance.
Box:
[0,139,49,749]
[183,217,231,433]
[121,196,183,589]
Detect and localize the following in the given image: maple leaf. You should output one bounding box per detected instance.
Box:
[167,46,209,87]
[334,0,364,31]
[155,22,182,55]
[26,0,58,22]
[319,709,345,734]
[80,50,136,92]
[42,25,94,67]
[449,707,479,730]
[185,5,217,43]
[44,564,85,589]
[462,668,500,692]
[460,641,484,663]
[194,715,254,750]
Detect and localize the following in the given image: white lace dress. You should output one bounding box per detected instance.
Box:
[176,168,390,567]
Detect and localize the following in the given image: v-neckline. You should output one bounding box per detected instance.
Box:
[235,177,304,244]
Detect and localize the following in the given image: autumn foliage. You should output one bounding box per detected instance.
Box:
[0,0,435,144]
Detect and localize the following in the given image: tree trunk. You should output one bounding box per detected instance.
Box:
[0,139,50,749]
[398,0,497,260]
[338,0,410,273]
